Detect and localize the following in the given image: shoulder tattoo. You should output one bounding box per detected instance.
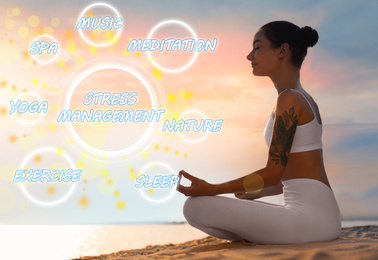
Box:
[269,106,298,167]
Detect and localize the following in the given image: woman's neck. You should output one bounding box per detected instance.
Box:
[270,65,302,94]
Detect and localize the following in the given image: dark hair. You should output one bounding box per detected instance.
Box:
[261,21,318,68]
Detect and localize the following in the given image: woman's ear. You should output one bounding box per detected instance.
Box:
[278,43,290,59]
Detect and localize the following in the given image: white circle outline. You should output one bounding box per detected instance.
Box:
[78,3,122,47]
[64,63,158,157]
[137,162,177,203]
[30,35,59,64]
[178,110,209,143]
[14,92,45,125]
[147,20,198,73]
[19,147,77,206]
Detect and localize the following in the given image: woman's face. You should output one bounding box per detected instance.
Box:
[246,29,280,76]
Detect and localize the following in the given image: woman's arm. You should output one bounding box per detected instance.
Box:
[177,90,299,197]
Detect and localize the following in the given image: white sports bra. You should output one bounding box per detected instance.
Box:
[264,89,323,153]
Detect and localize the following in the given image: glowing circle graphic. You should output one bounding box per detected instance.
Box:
[147,20,198,73]
[19,147,77,206]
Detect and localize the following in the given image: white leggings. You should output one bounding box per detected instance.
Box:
[183,178,341,244]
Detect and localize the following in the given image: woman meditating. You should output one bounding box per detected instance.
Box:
[177,21,341,245]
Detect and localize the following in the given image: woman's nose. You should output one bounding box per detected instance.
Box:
[246,51,253,61]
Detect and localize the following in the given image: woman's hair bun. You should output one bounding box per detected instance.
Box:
[300,26,318,48]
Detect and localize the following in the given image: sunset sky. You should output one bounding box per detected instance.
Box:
[0,0,377,224]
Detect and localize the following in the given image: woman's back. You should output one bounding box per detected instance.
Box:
[266,88,331,189]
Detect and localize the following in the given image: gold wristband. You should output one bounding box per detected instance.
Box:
[243,173,264,194]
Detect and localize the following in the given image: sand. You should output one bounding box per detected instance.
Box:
[74,225,378,260]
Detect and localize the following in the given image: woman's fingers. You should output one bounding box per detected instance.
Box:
[179,170,198,182]
[234,192,246,199]
[176,184,190,196]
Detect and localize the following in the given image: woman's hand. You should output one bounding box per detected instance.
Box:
[176,170,217,196]
[234,191,255,200]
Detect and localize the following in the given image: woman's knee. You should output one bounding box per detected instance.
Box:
[183,196,206,224]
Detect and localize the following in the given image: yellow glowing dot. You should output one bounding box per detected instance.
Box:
[1,81,6,87]
[127,165,131,170]
[85,10,93,16]
[63,30,72,39]
[79,196,89,207]
[12,85,17,90]
[122,157,126,160]
[175,151,179,155]
[123,50,130,56]
[50,18,60,27]
[149,57,153,61]
[23,134,27,138]
[43,26,54,35]
[33,155,42,163]
[152,164,156,167]
[164,147,170,152]
[23,88,27,92]
[32,61,37,66]
[67,138,74,145]
[114,190,120,197]
[31,78,38,85]
[53,105,58,111]
[0,107,7,115]
[22,50,29,59]
[47,186,56,194]
[56,147,63,155]
[136,52,141,57]
[154,144,159,150]
[129,173,135,179]
[168,93,176,101]
[58,61,65,68]
[77,56,83,62]
[180,91,193,99]
[5,19,16,30]
[153,68,162,80]
[143,62,147,66]
[184,153,188,158]
[41,83,47,89]
[89,46,97,54]
[77,161,84,168]
[179,138,182,141]
[68,45,76,53]
[172,135,176,139]
[148,188,153,194]
[18,26,29,38]
[28,15,39,27]
[142,151,148,158]
[164,133,168,136]
[128,37,131,40]
[107,179,113,184]
[9,135,18,143]
[12,8,20,17]
[66,68,71,72]
[83,188,86,191]
[101,170,108,177]
[130,169,134,173]
[116,200,125,210]
[109,48,113,52]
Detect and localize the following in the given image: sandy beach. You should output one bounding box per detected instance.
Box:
[74,225,378,260]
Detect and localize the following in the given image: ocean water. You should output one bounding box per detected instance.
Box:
[0,224,207,260]
[0,221,377,260]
